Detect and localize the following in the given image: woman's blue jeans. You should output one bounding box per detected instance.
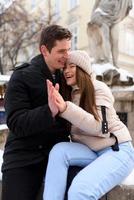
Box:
[43,141,134,200]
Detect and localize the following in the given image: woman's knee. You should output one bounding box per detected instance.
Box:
[48,142,70,162]
[68,178,97,199]
[68,182,84,199]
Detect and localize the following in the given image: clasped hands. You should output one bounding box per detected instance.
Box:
[47,80,67,117]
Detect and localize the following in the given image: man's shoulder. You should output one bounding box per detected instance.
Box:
[11,62,35,82]
[14,54,44,73]
[14,63,30,71]
[14,62,37,75]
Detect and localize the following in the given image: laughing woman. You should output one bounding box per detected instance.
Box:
[43,50,134,200]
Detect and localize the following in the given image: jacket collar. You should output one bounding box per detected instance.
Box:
[31,54,61,85]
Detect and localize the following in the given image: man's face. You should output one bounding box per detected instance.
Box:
[42,39,71,72]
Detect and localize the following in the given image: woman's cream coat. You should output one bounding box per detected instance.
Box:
[61,80,132,151]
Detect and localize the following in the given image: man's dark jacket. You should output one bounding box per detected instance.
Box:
[2,54,70,171]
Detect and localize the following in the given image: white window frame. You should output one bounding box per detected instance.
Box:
[69,22,79,50]
[119,27,134,56]
[68,0,79,11]
[125,31,134,56]
[31,0,36,9]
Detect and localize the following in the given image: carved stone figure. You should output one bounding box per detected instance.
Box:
[87,0,132,67]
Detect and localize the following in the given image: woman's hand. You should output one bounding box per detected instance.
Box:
[47,80,59,117]
[53,87,67,113]
[47,80,67,115]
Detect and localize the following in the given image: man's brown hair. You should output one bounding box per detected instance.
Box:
[39,24,72,52]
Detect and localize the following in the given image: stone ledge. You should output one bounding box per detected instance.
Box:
[112,89,134,101]
[0,181,134,200]
[101,185,134,200]
[0,168,134,200]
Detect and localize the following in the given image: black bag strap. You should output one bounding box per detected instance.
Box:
[101,106,119,151]
[101,106,108,134]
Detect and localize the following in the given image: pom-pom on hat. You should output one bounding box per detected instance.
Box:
[68,50,93,76]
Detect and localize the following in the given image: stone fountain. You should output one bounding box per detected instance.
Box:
[87,1,134,199]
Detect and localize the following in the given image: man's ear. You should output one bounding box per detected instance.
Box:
[40,45,48,57]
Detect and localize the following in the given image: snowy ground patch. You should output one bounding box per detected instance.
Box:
[122,169,134,186]
[92,62,134,85]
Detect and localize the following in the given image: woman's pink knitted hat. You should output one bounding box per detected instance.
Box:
[68,50,93,76]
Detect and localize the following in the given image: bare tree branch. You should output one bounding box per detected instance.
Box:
[0,0,55,74]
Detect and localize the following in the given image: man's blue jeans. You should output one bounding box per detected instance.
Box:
[43,141,134,200]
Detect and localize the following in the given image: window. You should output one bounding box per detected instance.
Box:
[68,0,79,10]
[117,112,128,126]
[31,0,36,9]
[0,110,6,124]
[119,27,134,56]
[125,31,134,56]
[69,23,78,50]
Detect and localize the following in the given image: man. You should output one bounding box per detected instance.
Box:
[1,24,72,200]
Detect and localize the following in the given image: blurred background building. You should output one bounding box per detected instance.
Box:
[26,0,134,73]
[0,0,134,75]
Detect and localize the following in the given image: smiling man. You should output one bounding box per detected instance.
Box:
[1,24,72,200]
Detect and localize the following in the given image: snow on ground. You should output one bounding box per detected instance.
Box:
[92,63,116,76]
[92,62,134,82]
[118,68,133,82]
[112,85,134,92]
[122,169,134,185]
[0,124,8,131]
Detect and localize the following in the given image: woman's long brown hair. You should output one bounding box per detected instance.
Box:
[61,66,99,121]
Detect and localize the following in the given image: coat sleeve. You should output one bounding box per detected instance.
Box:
[60,101,109,137]
[5,70,54,137]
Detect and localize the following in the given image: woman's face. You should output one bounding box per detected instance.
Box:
[63,63,77,86]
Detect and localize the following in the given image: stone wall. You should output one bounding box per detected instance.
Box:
[112,88,134,144]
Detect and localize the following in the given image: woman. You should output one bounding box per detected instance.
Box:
[43,50,134,200]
